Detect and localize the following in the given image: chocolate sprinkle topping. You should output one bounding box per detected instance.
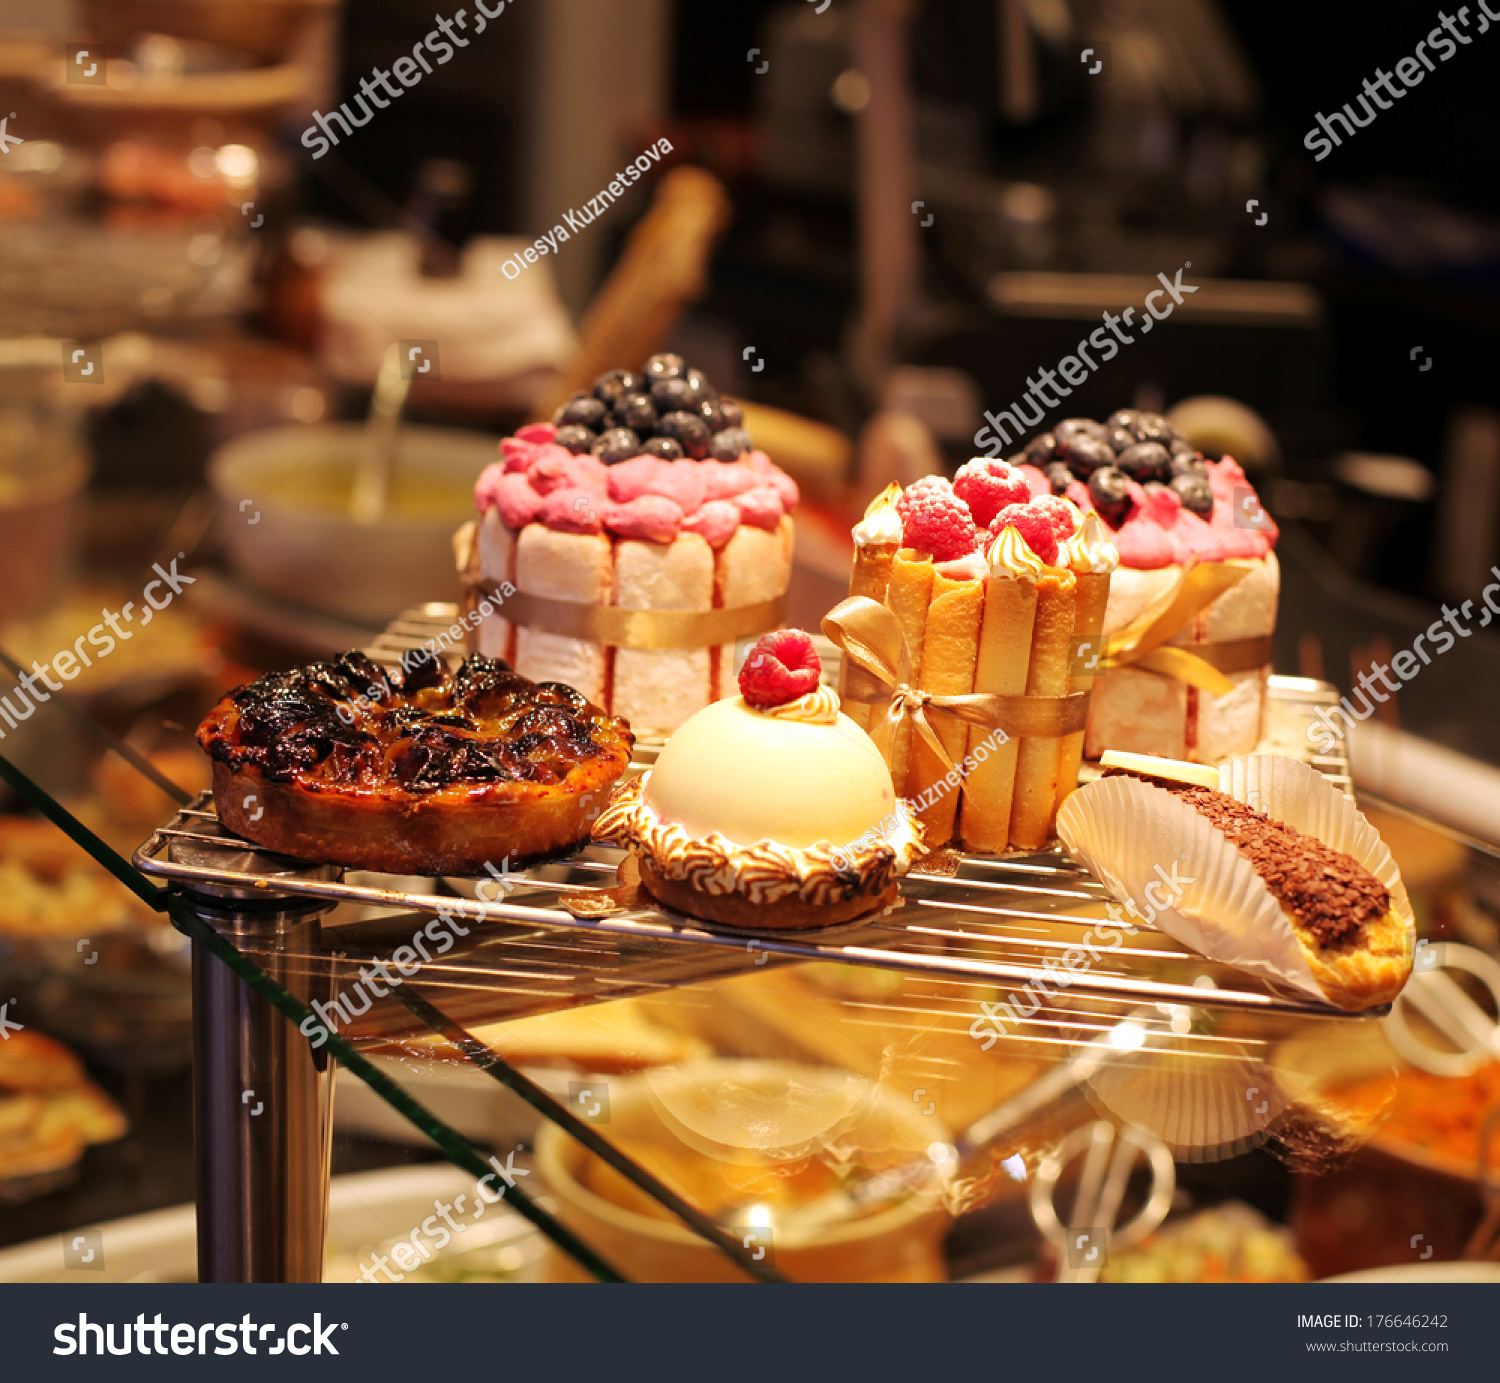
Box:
[1103,770,1389,949]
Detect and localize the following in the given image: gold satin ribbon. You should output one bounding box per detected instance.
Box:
[821,596,1091,778]
[464,579,786,651]
[1097,559,1268,697]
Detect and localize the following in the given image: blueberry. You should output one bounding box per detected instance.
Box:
[1131,412,1175,444]
[1064,435,1115,478]
[643,353,686,384]
[1024,432,1058,466]
[699,398,731,432]
[553,424,597,455]
[1088,466,1133,527]
[1171,472,1214,516]
[612,392,657,433]
[1106,427,1136,456]
[554,393,608,430]
[710,429,749,461]
[656,410,711,458]
[642,436,685,460]
[1170,435,1197,457]
[650,377,695,414]
[1046,462,1074,495]
[717,399,744,429]
[1169,450,1207,479]
[593,369,643,407]
[683,368,717,407]
[1055,418,1108,452]
[591,427,642,465]
[1115,441,1172,484]
[1107,409,1139,434]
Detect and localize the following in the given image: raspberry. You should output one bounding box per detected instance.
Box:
[739,629,823,708]
[989,503,1059,565]
[953,458,1031,528]
[896,476,978,561]
[1031,494,1081,539]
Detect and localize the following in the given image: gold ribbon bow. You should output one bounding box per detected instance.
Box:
[1098,558,1271,697]
[821,596,1090,777]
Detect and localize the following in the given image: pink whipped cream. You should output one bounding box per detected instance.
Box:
[604,494,682,543]
[475,424,799,545]
[1018,455,1276,570]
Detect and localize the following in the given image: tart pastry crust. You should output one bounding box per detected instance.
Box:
[199,651,633,876]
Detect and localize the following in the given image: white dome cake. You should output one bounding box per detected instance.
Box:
[593,630,924,929]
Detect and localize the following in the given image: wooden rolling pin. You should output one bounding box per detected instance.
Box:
[537,164,852,493]
[537,165,731,417]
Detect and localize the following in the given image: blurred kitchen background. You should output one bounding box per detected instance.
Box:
[0,0,1496,767]
[0,0,1498,1282]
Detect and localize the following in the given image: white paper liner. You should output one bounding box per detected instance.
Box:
[1082,1043,1288,1161]
[1056,755,1414,1007]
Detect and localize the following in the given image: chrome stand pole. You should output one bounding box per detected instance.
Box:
[188,892,335,1284]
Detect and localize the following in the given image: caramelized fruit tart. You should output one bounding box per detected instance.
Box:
[197,651,633,875]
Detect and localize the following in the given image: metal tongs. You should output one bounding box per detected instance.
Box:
[1384,941,1500,1077]
[1028,1120,1176,1283]
[1384,942,1500,1264]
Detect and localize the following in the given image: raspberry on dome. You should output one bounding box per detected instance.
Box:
[989,503,1060,565]
[739,629,824,708]
[953,458,1031,528]
[1030,493,1082,539]
[896,476,978,562]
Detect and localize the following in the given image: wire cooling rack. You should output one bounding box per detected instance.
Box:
[129,604,1376,1046]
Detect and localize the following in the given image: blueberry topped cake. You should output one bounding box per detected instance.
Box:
[1013,411,1280,764]
[456,355,799,736]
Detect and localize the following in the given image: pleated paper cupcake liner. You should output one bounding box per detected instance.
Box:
[1056,755,1414,1006]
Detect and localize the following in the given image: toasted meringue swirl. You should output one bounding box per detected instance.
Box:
[853,482,904,547]
[592,776,925,910]
[1060,510,1120,575]
[986,523,1047,579]
[757,684,840,725]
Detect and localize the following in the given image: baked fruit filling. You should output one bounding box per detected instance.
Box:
[206,651,626,794]
[198,651,633,875]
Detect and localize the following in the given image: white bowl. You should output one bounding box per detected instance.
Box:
[209,422,494,626]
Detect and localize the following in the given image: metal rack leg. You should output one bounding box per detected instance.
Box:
[189,898,334,1284]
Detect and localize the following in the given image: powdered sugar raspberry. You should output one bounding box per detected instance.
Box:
[989,503,1059,565]
[897,476,978,561]
[954,458,1031,528]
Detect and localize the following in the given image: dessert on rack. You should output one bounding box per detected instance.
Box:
[198,650,633,876]
[1058,751,1414,1011]
[457,355,798,736]
[1014,412,1279,764]
[833,466,1117,853]
[592,629,924,929]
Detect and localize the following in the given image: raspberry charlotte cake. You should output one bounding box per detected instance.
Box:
[457,355,798,736]
[1014,411,1279,764]
[592,630,924,929]
[198,650,633,876]
[832,468,1116,853]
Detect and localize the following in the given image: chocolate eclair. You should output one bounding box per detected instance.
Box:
[1101,771,1389,952]
[1058,752,1414,1010]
